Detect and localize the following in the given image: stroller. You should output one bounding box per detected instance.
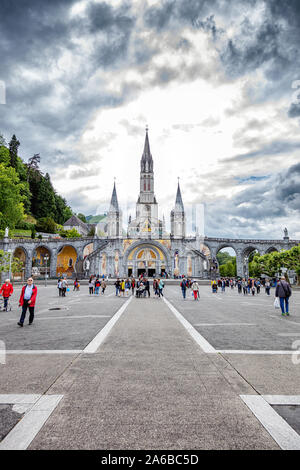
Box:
[1,297,12,312]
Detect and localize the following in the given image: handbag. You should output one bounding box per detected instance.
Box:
[274,298,280,309]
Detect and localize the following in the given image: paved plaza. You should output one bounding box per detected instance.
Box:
[1,283,300,449]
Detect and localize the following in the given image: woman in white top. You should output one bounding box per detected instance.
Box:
[191,281,199,300]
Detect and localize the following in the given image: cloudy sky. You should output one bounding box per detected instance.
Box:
[1,0,300,239]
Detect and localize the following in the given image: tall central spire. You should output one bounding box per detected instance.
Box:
[141,126,153,173]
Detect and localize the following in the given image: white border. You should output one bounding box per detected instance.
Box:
[240,395,300,450]
[0,394,63,450]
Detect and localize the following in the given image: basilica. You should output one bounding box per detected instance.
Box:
[88,128,207,278]
[1,128,296,282]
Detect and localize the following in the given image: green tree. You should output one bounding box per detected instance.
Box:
[35,217,57,234]
[0,250,23,275]
[9,134,20,169]
[65,228,81,238]
[216,251,233,266]
[77,213,87,223]
[0,164,24,229]
[54,194,73,225]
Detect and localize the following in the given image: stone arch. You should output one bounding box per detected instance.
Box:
[32,245,52,278]
[123,240,171,277]
[241,246,261,278]
[56,244,78,277]
[264,246,279,254]
[12,246,27,280]
[83,242,94,259]
[216,245,238,278]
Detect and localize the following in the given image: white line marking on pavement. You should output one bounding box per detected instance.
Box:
[240,395,300,450]
[0,394,41,404]
[83,296,133,353]
[5,350,82,354]
[218,350,296,354]
[0,394,63,450]
[194,323,257,327]
[263,396,300,405]
[163,297,216,353]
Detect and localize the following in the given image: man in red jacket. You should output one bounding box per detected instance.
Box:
[0,279,13,311]
[18,278,38,327]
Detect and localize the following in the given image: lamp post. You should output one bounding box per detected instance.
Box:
[44,255,49,287]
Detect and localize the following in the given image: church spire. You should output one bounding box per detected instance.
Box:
[141,126,153,173]
[109,180,119,212]
[175,180,184,211]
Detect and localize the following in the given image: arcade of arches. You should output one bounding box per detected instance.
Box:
[3,235,297,281]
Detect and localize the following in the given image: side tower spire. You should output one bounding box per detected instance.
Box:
[170,179,185,239]
[107,180,122,238]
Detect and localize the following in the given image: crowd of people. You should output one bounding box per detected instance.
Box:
[210,277,273,296]
[0,273,294,327]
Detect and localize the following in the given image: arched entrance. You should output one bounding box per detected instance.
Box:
[136,247,158,277]
[32,246,51,278]
[125,243,168,278]
[12,247,26,280]
[56,245,77,277]
[216,246,237,278]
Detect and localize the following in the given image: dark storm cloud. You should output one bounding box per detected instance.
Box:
[0,1,138,167]
[225,140,300,162]
[204,162,300,237]
[144,1,175,30]
[220,20,286,77]
[288,103,300,118]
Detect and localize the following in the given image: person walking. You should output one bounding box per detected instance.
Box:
[256,280,261,294]
[131,278,135,296]
[114,278,121,296]
[17,277,37,327]
[191,280,199,300]
[101,279,107,295]
[153,279,159,297]
[88,276,94,295]
[94,278,101,295]
[237,279,242,294]
[125,279,131,297]
[0,279,13,311]
[57,278,62,296]
[61,278,68,297]
[211,279,218,293]
[180,277,187,299]
[275,276,292,316]
[221,278,226,293]
[145,278,150,298]
[120,279,125,297]
[265,279,271,296]
[158,278,164,297]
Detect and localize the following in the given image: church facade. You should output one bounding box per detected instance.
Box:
[1,130,298,282]
[88,128,207,278]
